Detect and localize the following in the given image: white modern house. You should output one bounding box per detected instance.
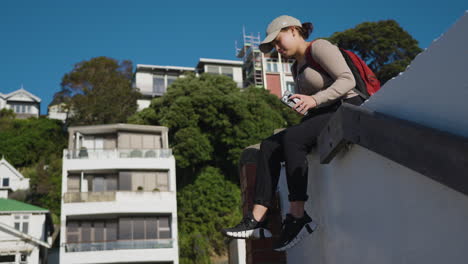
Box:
[59,123,179,264]
[133,64,196,111]
[133,58,245,111]
[0,87,41,119]
[0,198,54,264]
[0,157,30,199]
[195,58,244,88]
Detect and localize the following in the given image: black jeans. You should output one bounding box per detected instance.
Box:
[253,96,364,208]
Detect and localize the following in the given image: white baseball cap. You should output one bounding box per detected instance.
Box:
[259,15,302,53]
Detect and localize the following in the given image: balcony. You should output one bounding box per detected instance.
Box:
[63,148,172,160]
[64,192,117,203]
[65,239,173,252]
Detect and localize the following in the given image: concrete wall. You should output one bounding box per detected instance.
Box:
[364,11,468,138]
[278,146,468,264]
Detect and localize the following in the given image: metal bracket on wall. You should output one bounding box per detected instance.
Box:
[318,103,468,196]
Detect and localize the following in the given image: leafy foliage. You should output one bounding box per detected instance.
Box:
[177,166,241,261]
[0,117,67,168]
[327,20,422,85]
[52,56,140,125]
[129,72,300,184]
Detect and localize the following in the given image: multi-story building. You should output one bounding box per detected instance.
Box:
[0,87,41,119]
[235,30,296,97]
[133,58,244,111]
[60,123,179,264]
[0,198,54,264]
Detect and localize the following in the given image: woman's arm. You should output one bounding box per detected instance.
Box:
[309,39,356,106]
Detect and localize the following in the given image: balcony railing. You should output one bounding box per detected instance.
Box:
[63,192,116,203]
[63,148,172,160]
[65,239,173,252]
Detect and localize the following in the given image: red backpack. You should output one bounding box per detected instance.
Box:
[292,40,381,99]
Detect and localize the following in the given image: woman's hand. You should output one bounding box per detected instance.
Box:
[289,94,318,115]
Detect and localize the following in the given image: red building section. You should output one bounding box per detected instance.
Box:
[266,73,282,98]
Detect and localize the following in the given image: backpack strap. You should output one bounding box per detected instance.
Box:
[292,40,324,81]
[304,40,370,100]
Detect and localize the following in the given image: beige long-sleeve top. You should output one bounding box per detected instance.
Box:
[294,39,358,107]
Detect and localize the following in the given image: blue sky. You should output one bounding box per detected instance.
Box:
[1,0,466,114]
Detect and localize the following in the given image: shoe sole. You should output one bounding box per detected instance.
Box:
[273,221,318,251]
[223,228,273,239]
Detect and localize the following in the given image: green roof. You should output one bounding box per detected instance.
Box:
[0,198,48,212]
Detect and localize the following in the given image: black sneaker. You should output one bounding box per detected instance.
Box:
[221,212,272,239]
[273,211,317,251]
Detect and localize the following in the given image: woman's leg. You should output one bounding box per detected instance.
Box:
[253,131,285,214]
[282,112,335,210]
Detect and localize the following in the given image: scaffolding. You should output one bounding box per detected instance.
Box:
[235,27,264,88]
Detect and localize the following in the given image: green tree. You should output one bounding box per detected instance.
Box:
[177,166,241,262]
[52,56,140,125]
[327,20,422,85]
[0,117,67,168]
[129,73,300,185]
[19,155,63,223]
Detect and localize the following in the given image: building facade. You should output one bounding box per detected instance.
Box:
[235,31,296,97]
[0,157,30,199]
[0,87,41,119]
[195,58,244,88]
[60,124,179,264]
[0,198,54,264]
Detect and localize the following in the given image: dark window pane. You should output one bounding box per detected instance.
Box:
[14,223,20,231]
[133,218,145,240]
[22,223,29,234]
[106,221,117,241]
[146,218,158,239]
[159,217,169,228]
[81,222,92,242]
[119,173,132,191]
[93,177,105,192]
[2,178,9,187]
[153,76,165,94]
[119,218,132,240]
[94,222,104,242]
[107,176,117,191]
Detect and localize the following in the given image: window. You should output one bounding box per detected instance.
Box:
[167,75,177,87]
[118,216,171,240]
[153,75,165,94]
[206,65,218,74]
[221,67,233,78]
[14,215,29,234]
[66,220,118,243]
[2,178,9,187]
[67,175,80,192]
[267,62,278,73]
[286,82,296,94]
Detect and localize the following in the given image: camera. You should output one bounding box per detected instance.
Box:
[281,91,308,116]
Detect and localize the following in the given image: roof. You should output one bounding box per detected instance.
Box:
[0,87,41,103]
[0,198,49,213]
[0,157,26,182]
[197,58,243,67]
[136,64,195,72]
[68,123,169,135]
